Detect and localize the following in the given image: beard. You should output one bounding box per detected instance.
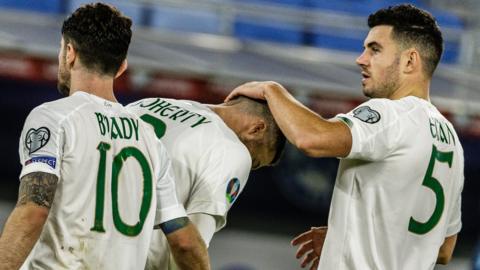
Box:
[57,62,71,97]
[363,58,400,99]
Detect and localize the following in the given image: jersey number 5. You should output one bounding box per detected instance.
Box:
[90,142,153,237]
[409,145,453,235]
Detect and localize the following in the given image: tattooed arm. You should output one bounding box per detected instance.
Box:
[0,172,58,269]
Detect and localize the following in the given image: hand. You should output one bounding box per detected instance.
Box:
[291,227,327,270]
[224,81,283,102]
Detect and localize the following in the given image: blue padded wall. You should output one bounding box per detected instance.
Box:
[234,17,304,44]
[68,0,145,26]
[0,0,63,14]
[150,6,221,34]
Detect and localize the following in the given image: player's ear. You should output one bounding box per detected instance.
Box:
[115,60,128,79]
[245,118,266,140]
[65,42,76,68]
[402,48,419,74]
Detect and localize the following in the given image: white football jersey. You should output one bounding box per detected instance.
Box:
[319,96,464,270]
[18,91,186,270]
[127,98,252,270]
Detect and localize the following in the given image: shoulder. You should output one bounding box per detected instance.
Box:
[127,97,191,109]
[27,95,90,123]
[209,137,252,171]
[126,97,160,108]
[343,98,420,125]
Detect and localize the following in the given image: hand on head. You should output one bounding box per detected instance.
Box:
[224,81,285,102]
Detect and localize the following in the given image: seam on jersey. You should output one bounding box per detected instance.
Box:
[41,101,92,158]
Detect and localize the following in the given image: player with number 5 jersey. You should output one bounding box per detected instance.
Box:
[0,3,209,270]
[226,4,464,270]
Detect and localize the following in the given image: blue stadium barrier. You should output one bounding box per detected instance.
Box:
[310,31,365,52]
[231,0,305,44]
[431,9,464,29]
[305,0,385,16]
[68,0,145,26]
[149,6,221,34]
[234,17,304,44]
[234,0,306,8]
[0,0,63,14]
[442,41,459,64]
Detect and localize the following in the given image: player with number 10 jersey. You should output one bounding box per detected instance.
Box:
[18,91,186,269]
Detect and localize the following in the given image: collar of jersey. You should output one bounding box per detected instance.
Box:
[72,91,123,108]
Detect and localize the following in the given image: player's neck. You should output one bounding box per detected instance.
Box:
[69,71,118,102]
[208,105,236,129]
[388,79,430,101]
[208,105,250,137]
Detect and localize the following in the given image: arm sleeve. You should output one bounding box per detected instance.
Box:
[446,190,462,236]
[154,140,187,225]
[446,151,464,236]
[335,99,400,161]
[188,213,217,247]
[18,106,64,180]
[187,142,251,231]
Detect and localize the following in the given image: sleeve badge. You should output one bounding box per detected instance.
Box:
[353,106,381,124]
[25,127,51,154]
[226,178,241,204]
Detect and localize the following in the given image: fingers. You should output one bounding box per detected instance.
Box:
[293,226,326,269]
[224,82,257,102]
[300,250,318,268]
[224,89,240,102]
[309,257,319,270]
[296,240,314,259]
[291,230,313,246]
[312,226,327,232]
[224,81,283,102]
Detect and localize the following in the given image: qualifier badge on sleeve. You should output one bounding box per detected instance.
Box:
[226,177,241,204]
[25,127,51,154]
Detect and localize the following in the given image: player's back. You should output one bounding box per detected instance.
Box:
[20,92,164,270]
[127,97,251,208]
[127,98,252,270]
[322,96,464,270]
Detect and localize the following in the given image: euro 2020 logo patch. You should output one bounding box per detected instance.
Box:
[25,127,51,155]
[226,178,241,204]
[353,106,381,124]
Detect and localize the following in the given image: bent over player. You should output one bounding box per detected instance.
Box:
[227,4,464,270]
[0,3,209,270]
[127,95,285,270]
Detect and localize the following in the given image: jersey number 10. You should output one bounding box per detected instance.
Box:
[90,142,153,237]
[409,145,453,235]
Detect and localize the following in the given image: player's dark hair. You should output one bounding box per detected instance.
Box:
[228,96,286,166]
[61,2,132,76]
[368,4,443,77]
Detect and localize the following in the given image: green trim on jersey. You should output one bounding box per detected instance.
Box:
[337,116,354,128]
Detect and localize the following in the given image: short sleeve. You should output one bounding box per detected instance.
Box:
[187,142,251,231]
[18,106,64,179]
[154,140,187,225]
[446,164,464,237]
[335,99,400,161]
[446,191,462,236]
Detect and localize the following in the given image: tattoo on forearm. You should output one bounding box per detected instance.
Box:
[17,172,58,208]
